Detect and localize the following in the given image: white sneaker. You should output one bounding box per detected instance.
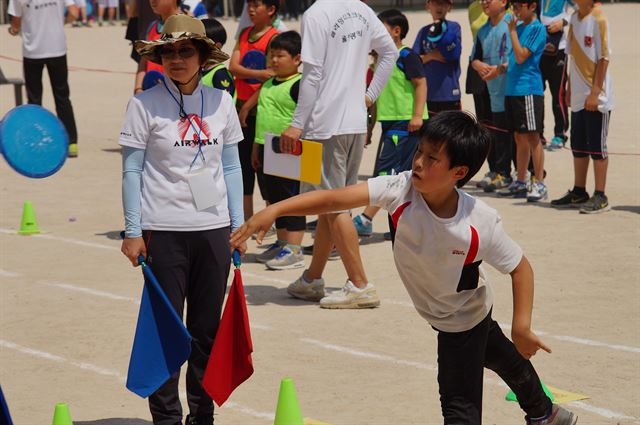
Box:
[256,241,285,263]
[266,246,305,270]
[287,271,325,301]
[319,280,380,309]
[527,180,548,203]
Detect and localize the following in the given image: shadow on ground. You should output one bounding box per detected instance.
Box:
[76,419,151,425]
[242,284,340,307]
[96,230,124,240]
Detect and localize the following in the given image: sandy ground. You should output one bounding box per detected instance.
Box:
[1,5,639,425]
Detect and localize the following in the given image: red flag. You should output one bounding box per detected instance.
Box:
[203,268,254,406]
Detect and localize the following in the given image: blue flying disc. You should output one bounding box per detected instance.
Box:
[0,105,68,178]
[142,70,165,91]
[242,50,267,84]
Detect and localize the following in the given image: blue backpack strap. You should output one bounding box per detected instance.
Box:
[396,46,411,73]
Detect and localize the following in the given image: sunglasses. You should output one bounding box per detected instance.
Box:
[158,46,197,60]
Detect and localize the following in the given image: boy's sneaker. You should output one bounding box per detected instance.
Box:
[546,136,566,151]
[185,414,213,425]
[498,180,528,198]
[526,404,577,425]
[484,174,513,193]
[266,246,305,270]
[287,272,325,301]
[527,180,548,202]
[319,280,380,309]
[579,193,610,214]
[256,241,285,263]
[550,189,590,208]
[476,171,497,188]
[353,214,373,237]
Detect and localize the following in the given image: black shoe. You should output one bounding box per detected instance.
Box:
[185,414,213,425]
[550,189,589,208]
[579,193,610,214]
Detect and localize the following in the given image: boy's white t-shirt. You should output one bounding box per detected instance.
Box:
[566,6,614,112]
[118,79,243,232]
[8,0,74,59]
[299,0,393,139]
[368,172,523,333]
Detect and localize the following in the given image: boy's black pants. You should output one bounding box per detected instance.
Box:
[143,228,231,425]
[488,112,515,177]
[23,55,78,144]
[540,50,569,139]
[437,311,552,424]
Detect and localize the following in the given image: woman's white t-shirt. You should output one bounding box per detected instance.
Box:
[368,172,523,332]
[118,79,243,232]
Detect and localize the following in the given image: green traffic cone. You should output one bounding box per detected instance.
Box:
[18,202,41,235]
[506,381,554,402]
[52,403,73,425]
[274,378,304,425]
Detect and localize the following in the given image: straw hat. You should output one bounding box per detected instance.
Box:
[135,14,229,65]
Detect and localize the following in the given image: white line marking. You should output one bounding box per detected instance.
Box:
[0,228,119,251]
[568,401,639,422]
[300,337,638,422]
[1,339,276,420]
[39,281,141,305]
[0,269,21,278]
[0,339,126,382]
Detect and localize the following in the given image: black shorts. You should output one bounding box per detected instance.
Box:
[505,95,544,133]
[570,109,611,160]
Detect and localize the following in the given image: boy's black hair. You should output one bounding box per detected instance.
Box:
[418,111,491,188]
[202,18,227,46]
[247,0,279,14]
[377,9,409,40]
[270,31,301,57]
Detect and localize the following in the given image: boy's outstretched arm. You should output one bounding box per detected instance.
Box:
[230,182,371,247]
[509,255,552,359]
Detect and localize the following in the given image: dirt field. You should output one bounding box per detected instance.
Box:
[1,4,639,424]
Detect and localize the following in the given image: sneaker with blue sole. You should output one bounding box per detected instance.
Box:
[353,214,373,237]
[256,241,285,263]
[527,180,548,202]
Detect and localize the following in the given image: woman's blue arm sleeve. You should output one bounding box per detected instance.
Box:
[222,143,244,231]
[122,146,145,238]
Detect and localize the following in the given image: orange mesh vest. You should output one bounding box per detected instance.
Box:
[235,26,279,101]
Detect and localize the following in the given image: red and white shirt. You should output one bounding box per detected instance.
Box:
[368,172,523,332]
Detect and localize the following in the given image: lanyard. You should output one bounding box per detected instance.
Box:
[163,79,206,170]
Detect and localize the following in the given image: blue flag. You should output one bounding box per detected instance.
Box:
[0,385,13,425]
[126,257,192,398]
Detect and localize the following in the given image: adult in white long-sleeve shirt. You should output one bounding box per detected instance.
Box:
[279,0,398,309]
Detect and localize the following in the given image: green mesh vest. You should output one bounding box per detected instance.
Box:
[202,64,237,102]
[376,46,429,122]
[255,73,301,145]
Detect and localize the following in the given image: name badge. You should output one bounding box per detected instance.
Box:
[187,169,221,211]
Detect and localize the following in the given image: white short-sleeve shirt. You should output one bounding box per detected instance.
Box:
[118,79,243,232]
[8,0,74,59]
[299,0,392,139]
[566,6,614,112]
[368,172,523,332]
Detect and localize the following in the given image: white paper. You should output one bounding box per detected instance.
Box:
[263,132,301,180]
[187,169,221,211]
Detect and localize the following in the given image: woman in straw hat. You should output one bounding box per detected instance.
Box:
[119,14,246,425]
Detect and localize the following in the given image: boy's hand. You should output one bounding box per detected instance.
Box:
[547,20,564,34]
[121,237,146,267]
[231,208,277,247]
[472,60,493,78]
[365,95,374,108]
[408,116,423,133]
[233,240,247,257]
[258,69,275,82]
[281,126,303,149]
[421,50,446,64]
[585,92,599,111]
[481,65,500,81]
[251,143,261,170]
[508,15,518,33]
[512,328,552,359]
